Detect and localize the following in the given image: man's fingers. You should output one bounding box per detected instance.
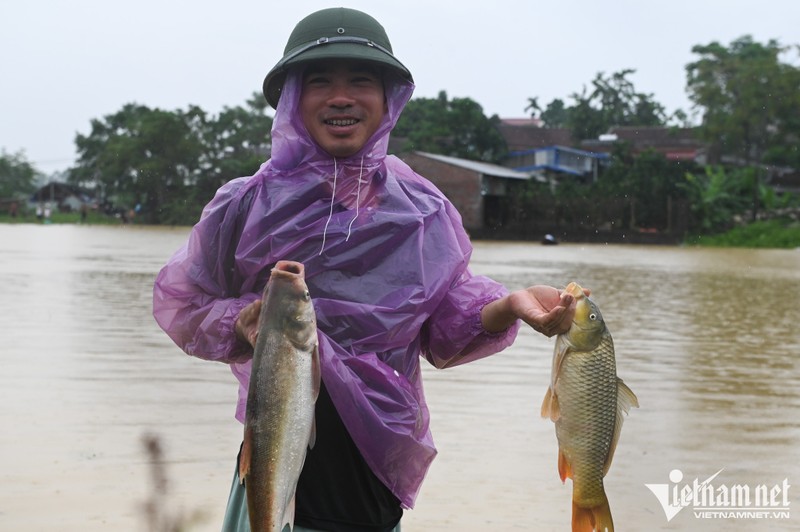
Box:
[528,302,573,338]
[248,329,259,347]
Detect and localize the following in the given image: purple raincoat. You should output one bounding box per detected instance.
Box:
[152,69,519,508]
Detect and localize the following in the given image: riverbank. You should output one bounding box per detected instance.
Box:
[0,210,123,225]
[3,214,800,249]
[684,218,800,248]
[472,217,800,249]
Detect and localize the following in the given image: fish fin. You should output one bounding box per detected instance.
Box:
[557,448,573,482]
[617,378,639,411]
[573,497,614,532]
[311,343,321,401]
[308,342,320,452]
[541,387,561,421]
[603,378,639,475]
[543,336,570,422]
[552,336,570,379]
[238,427,252,484]
[283,493,296,531]
[308,416,317,450]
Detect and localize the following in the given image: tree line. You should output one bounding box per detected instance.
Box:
[2,35,798,232]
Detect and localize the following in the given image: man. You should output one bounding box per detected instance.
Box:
[153,8,577,532]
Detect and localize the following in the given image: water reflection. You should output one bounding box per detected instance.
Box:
[0,226,798,531]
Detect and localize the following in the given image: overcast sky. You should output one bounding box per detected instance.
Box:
[2,0,799,174]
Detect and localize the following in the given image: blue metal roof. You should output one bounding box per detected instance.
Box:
[507,145,610,160]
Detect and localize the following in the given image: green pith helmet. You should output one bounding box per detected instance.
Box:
[262,7,413,109]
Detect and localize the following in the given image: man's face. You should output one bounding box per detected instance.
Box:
[300,60,386,158]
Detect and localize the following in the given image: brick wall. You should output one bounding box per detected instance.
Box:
[400,153,484,230]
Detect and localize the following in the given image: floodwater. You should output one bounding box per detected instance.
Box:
[1,224,798,531]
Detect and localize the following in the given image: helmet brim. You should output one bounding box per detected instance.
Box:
[263,40,413,109]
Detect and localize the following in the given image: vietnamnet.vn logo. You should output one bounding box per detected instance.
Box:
[646,469,791,521]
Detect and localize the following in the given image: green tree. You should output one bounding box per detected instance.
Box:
[526,97,569,128]
[394,91,507,163]
[68,96,273,225]
[597,144,694,229]
[0,149,41,199]
[70,103,206,224]
[199,93,273,205]
[679,166,755,232]
[569,69,668,140]
[686,35,800,218]
[540,98,569,128]
[527,69,669,140]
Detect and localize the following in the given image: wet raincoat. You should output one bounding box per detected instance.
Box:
[152,69,520,508]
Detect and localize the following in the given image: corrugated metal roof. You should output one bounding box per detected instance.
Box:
[508,145,611,159]
[414,151,532,180]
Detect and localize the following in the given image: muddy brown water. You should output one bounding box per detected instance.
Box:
[1,224,798,531]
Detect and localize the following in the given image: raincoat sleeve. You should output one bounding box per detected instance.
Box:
[152,177,259,363]
[422,268,520,369]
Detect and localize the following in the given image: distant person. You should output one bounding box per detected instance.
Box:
[153,8,580,532]
[36,203,43,221]
[80,203,88,223]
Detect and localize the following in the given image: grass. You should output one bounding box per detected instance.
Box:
[685,218,800,249]
[5,209,799,249]
[0,210,125,225]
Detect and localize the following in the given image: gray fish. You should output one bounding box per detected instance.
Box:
[239,260,320,532]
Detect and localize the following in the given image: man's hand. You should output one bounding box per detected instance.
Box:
[481,285,589,337]
[235,299,262,348]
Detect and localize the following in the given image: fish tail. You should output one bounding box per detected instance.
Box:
[572,498,613,532]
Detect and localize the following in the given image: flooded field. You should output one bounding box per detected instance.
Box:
[1,224,798,531]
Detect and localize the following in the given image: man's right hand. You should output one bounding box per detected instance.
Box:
[235,299,262,348]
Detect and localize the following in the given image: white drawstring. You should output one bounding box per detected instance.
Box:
[319,157,338,255]
[345,156,364,242]
[318,156,365,254]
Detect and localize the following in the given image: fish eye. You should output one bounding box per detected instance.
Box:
[589,313,597,321]
[303,290,310,300]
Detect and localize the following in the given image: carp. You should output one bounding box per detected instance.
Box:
[541,282,638,532]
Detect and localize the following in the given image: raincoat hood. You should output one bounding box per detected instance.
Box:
[269,67,413,171]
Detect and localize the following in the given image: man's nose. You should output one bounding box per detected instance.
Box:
[327,81,355,107]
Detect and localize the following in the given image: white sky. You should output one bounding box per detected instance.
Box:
[2,0,799,174]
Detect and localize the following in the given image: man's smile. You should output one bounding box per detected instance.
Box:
[325,118,360,127]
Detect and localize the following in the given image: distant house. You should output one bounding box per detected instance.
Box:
[496,121,706,184]
[401,151,536,232]
[506,145,610,183]
[496,121,573,152]
[30,182,94,212]
[579,126,705,162]
[767,167,800,194]
[497,120,610,182]
[497,120,706,163]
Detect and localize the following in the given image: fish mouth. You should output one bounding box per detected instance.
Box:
[564,282,585,299]
[271,260,305,281]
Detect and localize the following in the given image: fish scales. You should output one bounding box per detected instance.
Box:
[554,333,617,507]
[240,260,320,532]
[542,282,638,532]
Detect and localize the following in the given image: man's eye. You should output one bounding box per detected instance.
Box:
[353,75,378,84]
